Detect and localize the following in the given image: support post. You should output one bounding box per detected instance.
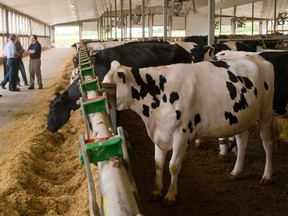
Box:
[129,0,132,40]
[252,0,254,35]
[142,0,145,41]
[219,8,222,35]
[120,0,123,40]
[99,16,103,40]
[106,8,109,39]
[208,0,215,45]
[115,0,117,39]
[148,14,153,38]
[273,0,277,33]
[79,21,83,41]
[231,5,237,35]
[163,0,168,41]
[168,15,172,38]
[110,4,113,39]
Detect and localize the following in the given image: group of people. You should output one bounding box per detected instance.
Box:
[0,34,42,97]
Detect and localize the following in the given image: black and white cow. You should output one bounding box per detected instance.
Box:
[103,56,275,206]
[92,41,193,82]
[188,41,255,64]
[215,50,288,117]
[46,41,193,132]
[47,79,81,132]
[213,41,254,55]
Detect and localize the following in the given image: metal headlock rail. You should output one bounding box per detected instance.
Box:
[76,45,143,216]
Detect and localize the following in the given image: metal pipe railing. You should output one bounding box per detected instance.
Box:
[77,46,143,216]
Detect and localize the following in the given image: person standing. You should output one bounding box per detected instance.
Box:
[27,34,42,89]
[2,41,8,79]
[15,36,28,86]
[0,34,20,91]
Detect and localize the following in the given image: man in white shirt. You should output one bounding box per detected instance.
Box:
[1,34,20,91]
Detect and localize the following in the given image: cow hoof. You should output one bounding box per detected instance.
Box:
[162,198,176,207]
[149,194,163,202]
[229,174,241,181]
[260,178,273,186]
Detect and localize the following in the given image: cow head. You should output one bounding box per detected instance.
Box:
[190,45,214,63]
[103,61,134,111]
[46,92,76,133]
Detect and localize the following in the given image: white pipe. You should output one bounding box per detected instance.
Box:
[84,78,141,216]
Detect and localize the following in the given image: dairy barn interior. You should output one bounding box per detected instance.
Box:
[1,0,288,215]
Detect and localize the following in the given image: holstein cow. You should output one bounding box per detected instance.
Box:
[103,56,275,206]
[215,50,288,117]
[47,79,81,132]
[46,41,193,132]
[189,42,254,64]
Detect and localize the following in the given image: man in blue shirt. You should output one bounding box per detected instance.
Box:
[27,35,42,89]
[0,34,20,91]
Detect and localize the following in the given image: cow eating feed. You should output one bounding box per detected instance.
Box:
[103,56,275,206]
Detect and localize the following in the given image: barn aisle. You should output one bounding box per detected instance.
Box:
[0,47,75,130]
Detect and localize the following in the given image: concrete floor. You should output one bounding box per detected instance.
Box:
[0,48,75,130]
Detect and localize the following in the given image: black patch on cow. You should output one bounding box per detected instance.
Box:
[188,121,193,133]
[169,92,179,104]
[131,67,142,85]
[241,87,247,94]
[131,67,162,109]
[233,93,249,112]
[243,77,253,89]
[254,88,258,98]
[131,87,141,100]
[162,94,167,103]
[237,76,244,83]
[210,61,230,69]
[182,128,186,133]
[224,111,238,125]
[264,81,269,90]
[145,74,161,98]
[226,82,237,100]
[151,98,160,109]
[159,75,167,91]
[117,72,126,83]
[176,110,181,120]
[194,114,201,126]
[142,104,150,117]
[228,71,238,83]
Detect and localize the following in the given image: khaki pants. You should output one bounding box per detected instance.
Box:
[29,59,42,87]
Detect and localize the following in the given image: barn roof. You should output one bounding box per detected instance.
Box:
[0,0,286,26]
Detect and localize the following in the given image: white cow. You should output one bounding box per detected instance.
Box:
[86,41,130,55]
[103,56,275,206]
[169,41,197,53]
[216,50,259,61]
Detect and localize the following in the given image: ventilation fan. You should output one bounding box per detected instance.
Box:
[131,5,142,25]
[117,15,126,28]
[277,12,288,25]
[169,0,195,17]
